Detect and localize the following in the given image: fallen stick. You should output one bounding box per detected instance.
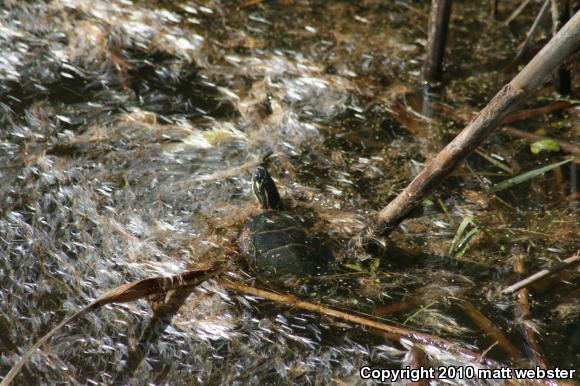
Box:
[358,11,580,242]
[502,252,580,294]
[223,281,505,368]
[226,282,568,385]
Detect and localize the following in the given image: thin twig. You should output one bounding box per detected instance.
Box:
[502,252,580,294]
[474,148,514,174]
[513,254,549,369]
[477,341,499,363]
[396,1,429,18]
[503,0,532,25]
[238,0,265,9]
[0,303,99,386]
[513,0,551,64]
[501,100,575,124]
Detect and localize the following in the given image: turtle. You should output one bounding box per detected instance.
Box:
[239,167,331,281]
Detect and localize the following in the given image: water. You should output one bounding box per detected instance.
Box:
[1,0,578,384]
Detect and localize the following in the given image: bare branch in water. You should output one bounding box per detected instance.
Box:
[502,252,580,295]
[459,300,524,360]
[223,281,508,369]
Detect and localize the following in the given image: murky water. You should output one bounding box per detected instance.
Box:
[1,0,578,384]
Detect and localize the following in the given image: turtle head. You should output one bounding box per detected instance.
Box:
[251,167,283,211]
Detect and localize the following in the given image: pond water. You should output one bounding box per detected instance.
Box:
[0,0,578,384]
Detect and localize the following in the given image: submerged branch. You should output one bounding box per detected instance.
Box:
[459,300,524,360]
[223,282,506,368]
[502,252,580,295]
[500,100,575,124]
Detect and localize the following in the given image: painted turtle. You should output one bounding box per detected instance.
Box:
[239,167,330,281]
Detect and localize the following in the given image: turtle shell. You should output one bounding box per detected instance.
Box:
[239,211,326,279]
